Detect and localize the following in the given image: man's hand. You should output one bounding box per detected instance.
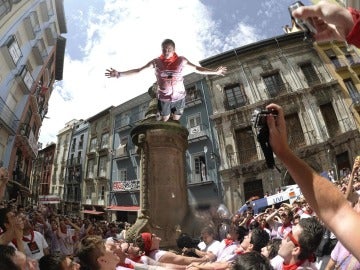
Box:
[105,68,120,78]
[266,103,290,160]
[215,66,227,76]
[291,1,354,43]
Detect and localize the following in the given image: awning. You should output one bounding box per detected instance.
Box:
[81,210,105,215]
[106,205,140,212]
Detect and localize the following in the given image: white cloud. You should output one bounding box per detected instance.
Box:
[39,0,261,145]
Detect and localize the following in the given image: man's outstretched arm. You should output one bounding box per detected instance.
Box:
[266,103,360,261]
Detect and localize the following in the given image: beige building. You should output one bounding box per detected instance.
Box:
[0,0,66,203]
[200,31,360,213]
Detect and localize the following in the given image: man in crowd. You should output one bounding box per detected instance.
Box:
[270,217,323,269]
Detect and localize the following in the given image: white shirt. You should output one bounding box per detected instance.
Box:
[22,231,49,261]
[198,240,221,256]
[215,240,239,262]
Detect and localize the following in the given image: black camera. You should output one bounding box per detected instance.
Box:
[288,1,317,34]
[251,108,279,171]
[251,109,278,128]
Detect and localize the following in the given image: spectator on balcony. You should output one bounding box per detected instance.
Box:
[105,39,226,122]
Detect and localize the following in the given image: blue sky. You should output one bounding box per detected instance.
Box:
[39,0,312,144]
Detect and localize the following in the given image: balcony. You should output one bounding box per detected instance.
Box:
[187,124,210,143]
[45,23,56,46]
[333,58,349,72]
[17,123,38,157]
[227,146,258,168]
[0,97,19,134]
[32,39,48,65]
[112,180,140,191]
[23,11,40,40]
[114,144,129,159]
[39,1,49,22]
[185,88,203,108]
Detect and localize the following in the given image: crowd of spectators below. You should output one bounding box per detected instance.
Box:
[0,163,360,270]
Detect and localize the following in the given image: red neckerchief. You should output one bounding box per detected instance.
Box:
[280,222,291,234]
[224,238,233,246]
[118,262,134,269]
[23,230,35,242]
[130,256,142,263]
[159,52,178,63]
[282,260,306,270]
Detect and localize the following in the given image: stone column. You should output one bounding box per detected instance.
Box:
[127,86,190,248]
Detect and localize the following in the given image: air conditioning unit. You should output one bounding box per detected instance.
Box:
[190,126,201,134]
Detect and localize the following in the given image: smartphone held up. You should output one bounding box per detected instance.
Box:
[288,1,317,34]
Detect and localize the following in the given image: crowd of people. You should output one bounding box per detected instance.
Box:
[2,1,360,269]
[1,173,359,270]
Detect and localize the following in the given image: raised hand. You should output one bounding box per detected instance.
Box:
[105,68,119,78]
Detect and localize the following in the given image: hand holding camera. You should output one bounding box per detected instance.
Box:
[288,1,317,35]
[251,109,279,171]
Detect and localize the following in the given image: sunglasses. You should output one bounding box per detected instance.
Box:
[286,231,300,248]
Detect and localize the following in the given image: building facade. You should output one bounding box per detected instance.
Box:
[30,142,56,205]
[0,0,66,203]
[200,31,360,213]
[82,107,113,217]
[63,119,89,214]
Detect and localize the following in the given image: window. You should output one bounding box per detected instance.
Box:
[244,179,264,201]
[325,49,342,68]
[86,186,92,200]
[344,78,360,103]
[118,169,127,181]
[299,62,320,86]
[340,46,356,65]
[19,65,34,90]
[224,83,247,109]
[320,103,340,137]
[90,137,97,152]
[194,155,207,182]
[100,186,105,200]
[188,113,201,128]
[79,134,84,148]
[7,35,22,65]
[262,72,286,97]
[185,86,200,103]
[71,138,76,151]
[0,1,12,20]
[234,127,257,164]
[87,159,94,178]
[99,156,107,177]
[77,151,82,164]
[285,113,305,149]
[101,133,109,149]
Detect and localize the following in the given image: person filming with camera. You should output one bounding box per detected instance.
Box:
[265,103,360,261]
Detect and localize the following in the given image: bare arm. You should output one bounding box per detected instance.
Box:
[105,61,153,78]
[184,58,227,76]
[266,103,360,261]
[324,258,336,270]
[159,252,207,265]
[344,158,360,201]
